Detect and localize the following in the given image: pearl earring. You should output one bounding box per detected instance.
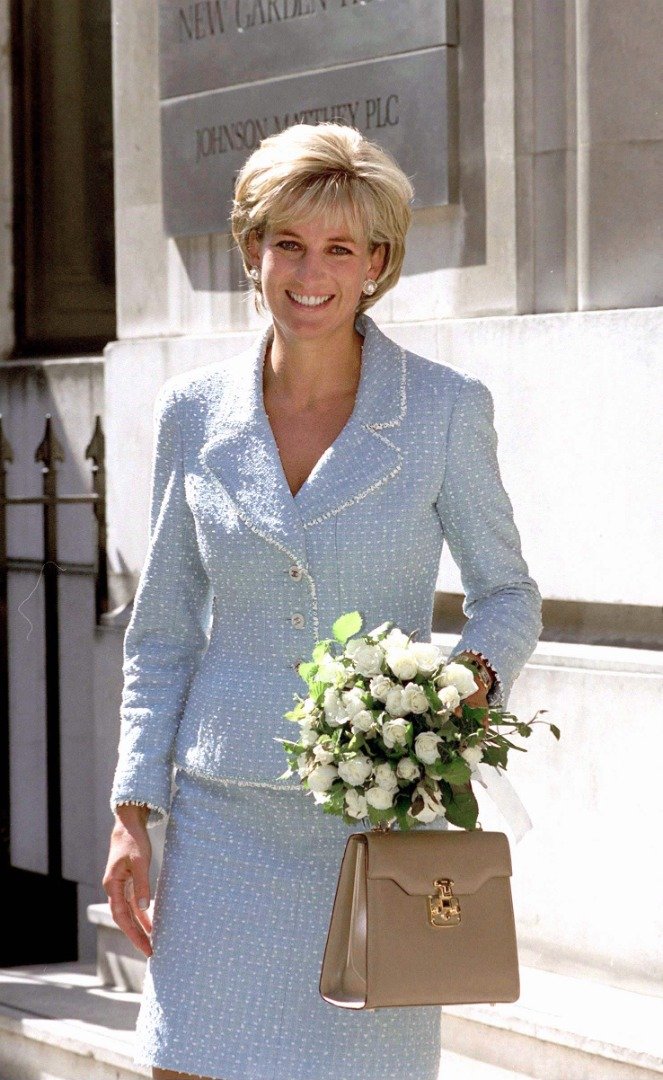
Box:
[249,267,261,283]
[362,278,378,296]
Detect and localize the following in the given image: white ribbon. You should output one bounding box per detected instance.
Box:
[473,763,533,843]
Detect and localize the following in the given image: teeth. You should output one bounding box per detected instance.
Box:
[288,291,332,307]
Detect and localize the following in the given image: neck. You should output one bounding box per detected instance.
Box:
[264,318,364,409]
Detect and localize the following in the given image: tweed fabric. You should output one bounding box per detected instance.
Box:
[134,767,447,1079]
[110,312,542,827]
[109,311,542,1077]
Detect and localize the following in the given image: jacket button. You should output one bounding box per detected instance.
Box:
[290,612,305,629]
[288,565,304,581]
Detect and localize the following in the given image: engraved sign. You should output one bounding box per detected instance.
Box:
[159,0,457,98]
[161,49,456,237]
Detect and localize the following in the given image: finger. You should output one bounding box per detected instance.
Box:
[106,879,153,957]
[127,858,152,931]
[126,878,153,935]
[109,894,153,956]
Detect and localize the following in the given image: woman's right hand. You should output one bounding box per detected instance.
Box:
[102,805,154,958]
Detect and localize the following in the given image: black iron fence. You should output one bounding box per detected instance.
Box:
[0,411,108,964]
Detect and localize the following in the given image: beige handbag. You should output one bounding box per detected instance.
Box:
[319,828,519,1009]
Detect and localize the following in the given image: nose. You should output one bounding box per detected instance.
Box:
[294,249,328,286]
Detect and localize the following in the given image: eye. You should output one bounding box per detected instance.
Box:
[330,245,352,255]
[276,240,300,251]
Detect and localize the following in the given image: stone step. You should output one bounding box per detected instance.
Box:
[87,899,663,1079]
[87,901,146,993]
[0,959,533,1080]
[441,966,663,1080]
[0,961,147,1080]
[5,958,660,1080]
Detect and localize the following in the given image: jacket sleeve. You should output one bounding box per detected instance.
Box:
[109,382,213,827]
[434,377,543,709]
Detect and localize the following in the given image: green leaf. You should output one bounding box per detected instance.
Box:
[437,718,459,739]
[297,661,318,684]
[424,760,446,779]
[463,705,490,727]
[444,787,479,830]
[550,724,561,741]
[394,797,414,831]
[312,639,333,662]
[277,738,305,755]
[309,681,327,701]
[324,784,347,813]
[345,733,365,753]
[366,804,394,827]
[332,611,363,644]
[424,684,443,711]
[437,757,472,785]
[481,744,508,769]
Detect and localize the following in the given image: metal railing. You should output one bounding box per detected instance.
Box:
[0,411,108,962]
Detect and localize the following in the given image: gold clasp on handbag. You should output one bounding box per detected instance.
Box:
[427,878,461,927]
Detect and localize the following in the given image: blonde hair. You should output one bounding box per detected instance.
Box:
[231,122,414,315]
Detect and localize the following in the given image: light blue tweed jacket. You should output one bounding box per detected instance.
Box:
[110,312,543,826]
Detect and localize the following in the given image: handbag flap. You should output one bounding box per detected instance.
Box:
[364,830,512,896]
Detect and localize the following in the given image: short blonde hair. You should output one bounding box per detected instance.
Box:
[231,122,414,315]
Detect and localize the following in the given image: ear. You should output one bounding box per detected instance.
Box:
[369,242,387,280]
[247,229,262,267]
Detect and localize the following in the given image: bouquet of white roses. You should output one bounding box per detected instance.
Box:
[277,611,558,831]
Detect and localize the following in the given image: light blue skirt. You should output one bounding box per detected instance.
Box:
[133,766,444,1080]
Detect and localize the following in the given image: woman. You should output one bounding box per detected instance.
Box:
[103,122,542,1080]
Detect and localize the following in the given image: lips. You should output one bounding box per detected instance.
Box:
[286,290,334,309]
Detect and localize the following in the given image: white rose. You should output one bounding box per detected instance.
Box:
[437,685,461,712]
[312,744,335,765]
[323,688,349,727]
[396,757,421,782]
[402,682,430,715]
[414,732,443,765]
[384,687,408,717]
[302,697,318,716]
[345,789,368,820]
[385,646,419,682]
[410,783,447,823]
[350,709,375,734]
[365,785,395,809]
[410,641,444,677]
[307,763,339,792]
[349,643,384,678]
[460,744,484,769]
[341,687,367,718]
[374,762,399,791]
[369,674,393,703]
[345,637,367,658]
[317,656,348,686]
[299,725,319,747]
[439,662,477,699]
[337,753,373,787]
[384,628,410,649]
[297,752,313,778]
[381,718,410,749]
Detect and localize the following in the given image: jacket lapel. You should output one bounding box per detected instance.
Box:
[199,313,407,564]
[199,322,309,566]
[294,313,407,528]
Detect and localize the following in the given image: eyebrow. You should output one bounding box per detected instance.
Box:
[274,230,358,244]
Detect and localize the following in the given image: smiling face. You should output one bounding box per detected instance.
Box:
[247,207,385,346]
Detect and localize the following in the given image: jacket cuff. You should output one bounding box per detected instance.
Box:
[110,758,174,828]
